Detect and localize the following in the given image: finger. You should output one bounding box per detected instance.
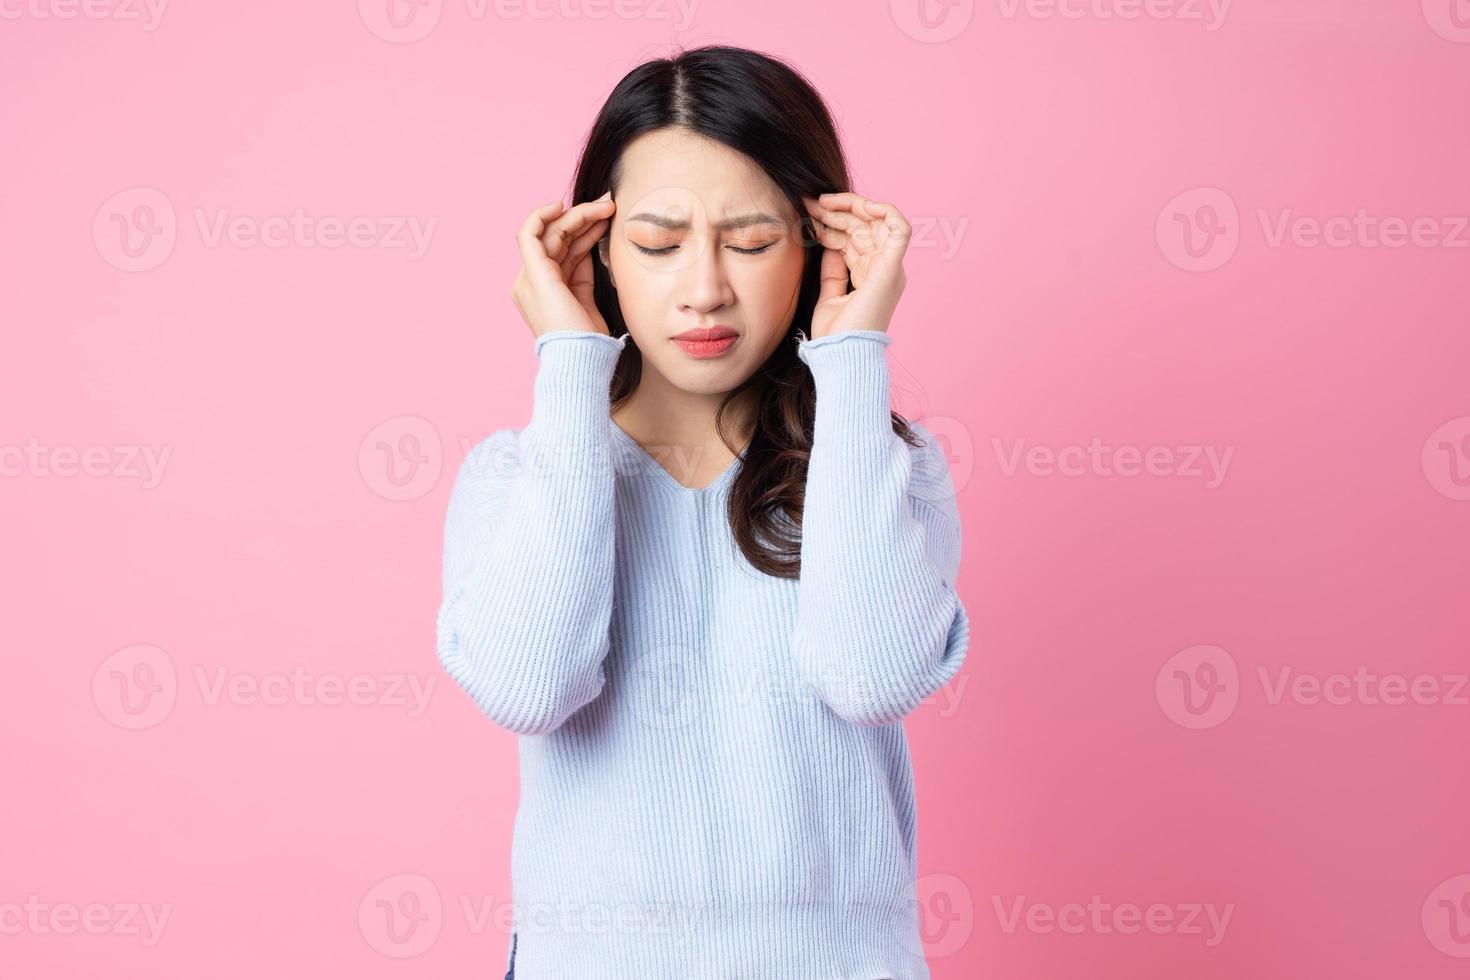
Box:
[832,196,909,254]
[817,191,862,208]
[518,200,566,245]
[816,244,850,306]
[805,196,864,234]
[517,202,569,274]
[841,198,911,254]
[560,218,609,280]
[544,197,617,261]
[807,198,886,254]
[850,198,912,245]
[818,192,909,235]
[805,212,849,252]
[816,191,879,219]
[559,193,614,278]
[814,207,882,254]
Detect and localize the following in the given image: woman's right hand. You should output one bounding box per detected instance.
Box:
[511,191,617,339]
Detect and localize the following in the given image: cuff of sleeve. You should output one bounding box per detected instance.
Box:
[528,330,626,439]
[794,328,893,364]
[795,329,894,446]
[533,329,629,359]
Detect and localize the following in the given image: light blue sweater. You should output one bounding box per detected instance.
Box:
[436,327,970,979]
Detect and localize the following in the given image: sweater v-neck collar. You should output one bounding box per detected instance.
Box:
[609,418,745,495]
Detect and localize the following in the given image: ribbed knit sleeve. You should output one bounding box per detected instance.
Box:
[792,328,971,727]
[436,329,627,736]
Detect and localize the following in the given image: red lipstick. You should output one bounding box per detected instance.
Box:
[671,326,738,359]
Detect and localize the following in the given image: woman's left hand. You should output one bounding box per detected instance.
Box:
[801,192,911,340]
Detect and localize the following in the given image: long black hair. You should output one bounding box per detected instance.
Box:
[571,44,919,578]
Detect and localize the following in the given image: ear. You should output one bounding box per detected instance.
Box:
[597,237,616,289]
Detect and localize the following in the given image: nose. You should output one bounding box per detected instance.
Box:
[677,235,735,315]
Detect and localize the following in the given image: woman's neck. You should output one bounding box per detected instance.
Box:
[611,379,754,488]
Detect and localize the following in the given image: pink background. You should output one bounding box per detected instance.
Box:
[4,1,1469,977]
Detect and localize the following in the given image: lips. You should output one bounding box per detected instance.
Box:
[672,326,737,341]
[671,326,738,359]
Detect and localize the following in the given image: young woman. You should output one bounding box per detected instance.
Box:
[436,44,971,979]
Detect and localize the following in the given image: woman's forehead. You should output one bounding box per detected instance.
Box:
[616,131,789,219]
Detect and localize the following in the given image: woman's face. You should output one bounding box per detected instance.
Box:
[600,127,807,396]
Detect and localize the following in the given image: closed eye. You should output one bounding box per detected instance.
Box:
[633,243,776,256]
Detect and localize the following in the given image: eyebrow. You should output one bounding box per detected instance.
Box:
[625,210,786,231]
